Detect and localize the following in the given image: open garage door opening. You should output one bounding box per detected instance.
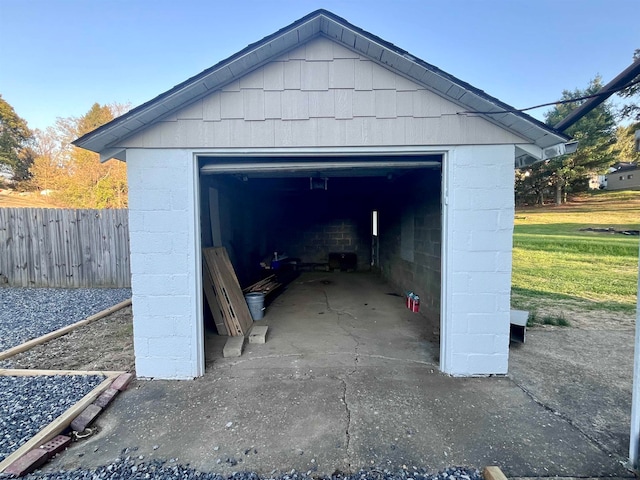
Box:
[198,154,443,370]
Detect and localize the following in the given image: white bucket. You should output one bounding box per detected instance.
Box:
[245,292,266,320]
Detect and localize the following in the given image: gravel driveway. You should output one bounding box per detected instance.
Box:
[0,288,131,351]
[16,460,481,480]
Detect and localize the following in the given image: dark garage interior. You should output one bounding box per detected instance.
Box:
[198,155,443,362]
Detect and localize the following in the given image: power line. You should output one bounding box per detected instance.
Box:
[459,78,640,115]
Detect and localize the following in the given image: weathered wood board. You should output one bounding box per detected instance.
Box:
[0,208,130,287]
[202,247,253,336]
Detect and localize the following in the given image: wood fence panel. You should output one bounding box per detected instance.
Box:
[0,208,131,287]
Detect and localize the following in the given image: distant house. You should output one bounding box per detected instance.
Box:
[606,162,640,190]
[588,173,606,190]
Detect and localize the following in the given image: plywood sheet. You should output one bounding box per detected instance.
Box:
[202,247,253,336]
[202,264,229,336]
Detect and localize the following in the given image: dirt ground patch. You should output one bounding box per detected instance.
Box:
[0,189,62,208]
[511,293,635,330]
[532,304,635,330]
[2,306,135,372]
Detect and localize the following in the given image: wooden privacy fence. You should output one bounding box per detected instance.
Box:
[0,208,131,287]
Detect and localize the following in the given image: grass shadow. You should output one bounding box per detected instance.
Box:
[515,222,640,238]
[511,287,636,314]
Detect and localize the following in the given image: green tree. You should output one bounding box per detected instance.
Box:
[515,161,554,206]
[544,76,617,204]
[610,122,640,164]
[0,95,34,183]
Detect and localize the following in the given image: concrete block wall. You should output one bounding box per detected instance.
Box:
[379,171,441,322]
[284,219,370,270]
[199,175,276,286]
[411,199,442,319]
[216,183,265,286]
[127,145,513,379]
[273,191,371,270]
[200,176,374,282]
[441,145,514,376]
[127,149,203,379]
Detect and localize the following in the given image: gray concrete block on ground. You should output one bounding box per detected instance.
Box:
[223,336,245,357]
[249,325,268,344]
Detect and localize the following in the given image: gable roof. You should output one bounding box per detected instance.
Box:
[74,9,570,162]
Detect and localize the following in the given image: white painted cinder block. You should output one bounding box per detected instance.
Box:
[127,149,203,380]
[441,145,514,376]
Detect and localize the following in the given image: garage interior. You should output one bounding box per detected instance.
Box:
[198,154,444,367]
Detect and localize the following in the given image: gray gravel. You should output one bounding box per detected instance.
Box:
[10,458,482,480]
[0,288,131,351]
[0,375,105,463]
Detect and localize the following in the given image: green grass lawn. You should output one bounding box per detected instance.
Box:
[512,190,640,314]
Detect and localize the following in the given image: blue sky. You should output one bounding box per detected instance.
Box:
[0,0,637,131]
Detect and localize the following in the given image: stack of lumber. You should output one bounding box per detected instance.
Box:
[202,247,253,337]
[242,274,281,295]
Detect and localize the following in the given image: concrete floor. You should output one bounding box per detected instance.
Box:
[45,272,633,478]
[206,272,440,371]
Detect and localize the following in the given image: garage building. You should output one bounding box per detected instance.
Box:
[74,10,571,379]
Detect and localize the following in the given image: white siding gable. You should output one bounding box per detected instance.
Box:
[117,36,527,149]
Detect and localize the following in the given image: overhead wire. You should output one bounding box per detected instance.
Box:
[458,78,640,115]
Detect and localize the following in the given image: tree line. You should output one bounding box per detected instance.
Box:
[0,49,638,209]
[516,49,640,206]
[0,100,128,209]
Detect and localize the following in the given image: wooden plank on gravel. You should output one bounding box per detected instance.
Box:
[0,298,132,361]
[0,369,126,377]
[0,372,120,473]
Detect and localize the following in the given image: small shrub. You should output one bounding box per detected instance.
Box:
[527,310,570,327]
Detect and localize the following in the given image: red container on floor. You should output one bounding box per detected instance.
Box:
[411,295,420,313]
